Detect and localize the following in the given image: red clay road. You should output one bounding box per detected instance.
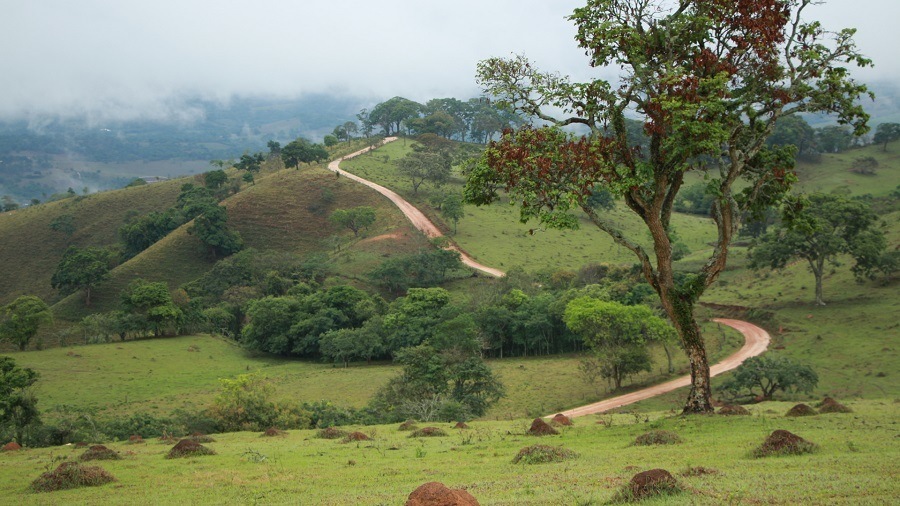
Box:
[330,141,770,417]
[328,138,504,277]
[550,318,771,418]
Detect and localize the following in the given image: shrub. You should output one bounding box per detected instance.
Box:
[511,445,578,464]
[718,356,818,402]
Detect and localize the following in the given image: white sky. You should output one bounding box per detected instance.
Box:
[1,0,898,122]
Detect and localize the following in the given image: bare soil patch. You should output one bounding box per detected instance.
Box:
[399,420,418,431]
[527,418,559,436]
[409,427,447,438]
[454,422,469,429]
[317,427,348,440]
[342,431,372,442]
[79,445,121,462]
[166,439,216,459]
[511,444,578,464]
[785,403,818,417]
[551,413,573,426]
[30,462,116,493]
[717,404,750,416]
[405,481,480,506]
[633,430,682,446]
[617,468,681,502]
[1,442,21,452]
[752,429,818,458]
[817,397,852,413]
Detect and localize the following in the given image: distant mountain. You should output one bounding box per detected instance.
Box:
[0,94,370,203]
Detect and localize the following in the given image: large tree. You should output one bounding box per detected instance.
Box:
[0,296,53,351]
[873,122,900,152]
[0,356,41,444]
[748,193,886,305]
[465,0,871,413]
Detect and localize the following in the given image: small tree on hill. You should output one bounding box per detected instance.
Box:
[329,207,376,237]
[1,296,53,351]
[51,246,115,306]
[873,122,900,151]
[749,194,886,305]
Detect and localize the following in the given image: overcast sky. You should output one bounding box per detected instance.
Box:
[2,0,898,123]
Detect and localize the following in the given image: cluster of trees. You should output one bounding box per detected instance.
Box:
[345,96,523,143]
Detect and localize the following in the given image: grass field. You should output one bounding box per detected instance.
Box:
[0,401,894,504]
[12,318,742,423]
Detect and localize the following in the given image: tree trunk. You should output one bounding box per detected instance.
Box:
[813,257,826,306]
[664,296,713,414]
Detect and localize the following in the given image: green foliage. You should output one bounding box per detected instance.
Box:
[749,193,886,305]
[234,152,265,173]
[120,279,182,337]
[281,137,328,168]
[873,122,900,151]
[189,204,244,259]
[1,295,53,351]
[203,170,228,189]
[207,373,311,432]
[564,298,675,389]
[396,148,452,194]
[0,356,41,444]
[438,193,465,234]
[48,214,76,237]
[368,249,463,294]
[51,246,115,306]
[329,206,376,237]
[719,356,818,402]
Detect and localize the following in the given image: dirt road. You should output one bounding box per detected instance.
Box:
[330,140,770,417]
[550,318,771,418]
[328,138,503,277]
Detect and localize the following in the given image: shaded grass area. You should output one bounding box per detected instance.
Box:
[0,401,894,504]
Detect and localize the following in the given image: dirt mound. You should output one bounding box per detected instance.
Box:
[454,422,469,429]
[409,427,447,438]
[634,430,682,446]
[627,469,680,500]
[405,481,480,506]
[399,420,418,431]
[512,445,578,464]
[30,462,116,492]
[818,397,852,413]
[785,404,818,417]
[128,435,144,444]
[166,439,216,459]
[718,404,750,416]
[342,431,372,442]
[551,413,573,426]
[188,433,216,443]
[527,418,559,436]
[680,466,718,477]
[317,427,348,439]
[753,430,818,458]
[1,442,21,452]
[79,445,121,462]
[262,427,287,437]
[158,433,179,444]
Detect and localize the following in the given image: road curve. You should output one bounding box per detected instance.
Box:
[327,138,504,277]
[327,140,770,417]
[549,318,771,418]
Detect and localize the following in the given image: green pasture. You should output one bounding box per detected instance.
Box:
[0,401,894,504]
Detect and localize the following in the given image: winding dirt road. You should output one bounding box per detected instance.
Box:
[552,318,771,418]
[329,140,771,417]
[327,138,503,277]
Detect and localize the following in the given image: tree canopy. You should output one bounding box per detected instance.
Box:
[51,246,115,306]
[749,193,886,305]
[465,0,871,413]
[1,296,53,351]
